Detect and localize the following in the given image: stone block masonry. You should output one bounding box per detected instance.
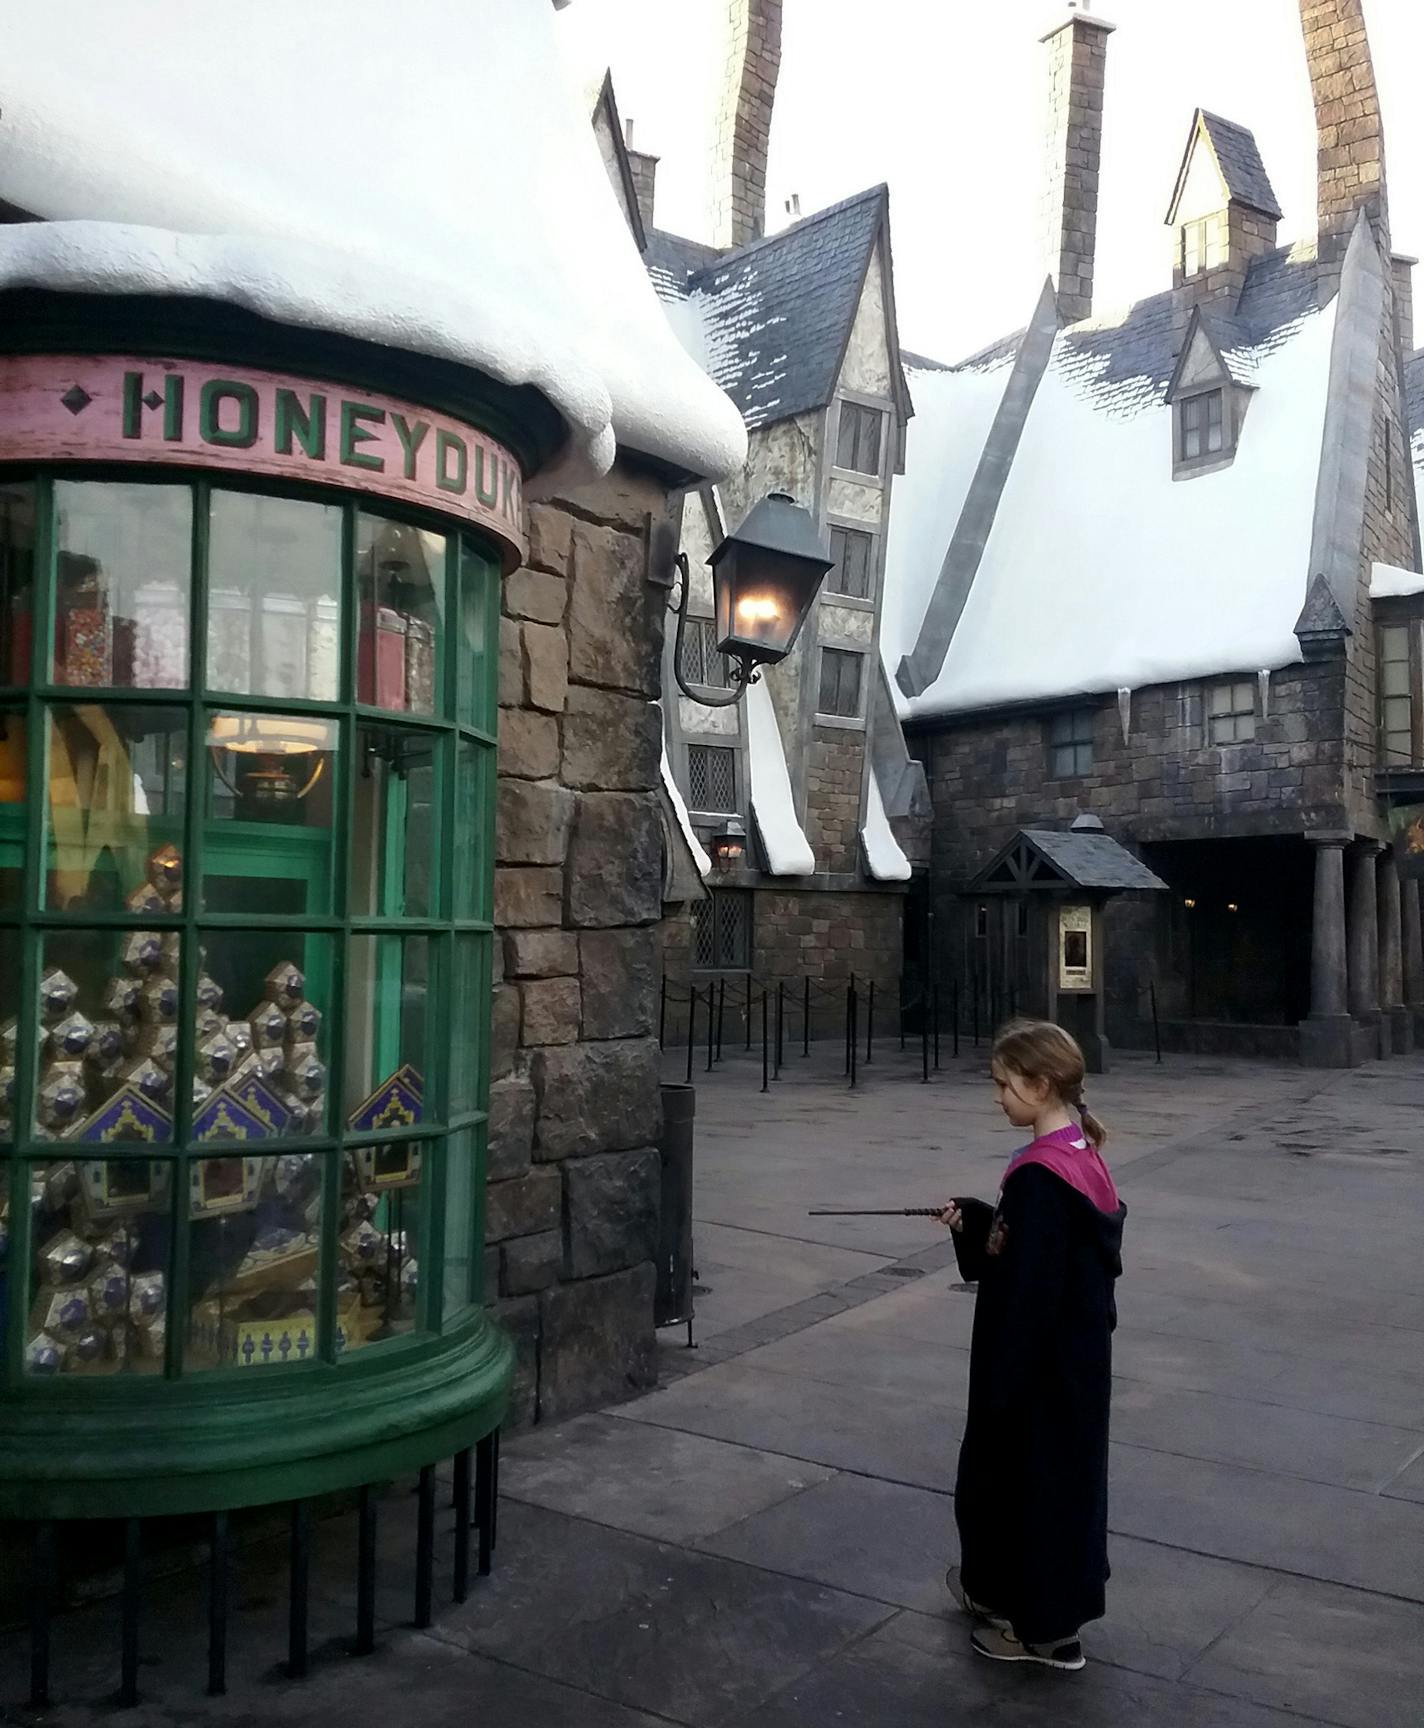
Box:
[487,473,677,1428]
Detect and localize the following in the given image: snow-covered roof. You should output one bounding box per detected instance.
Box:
[745,678,815,876]
[861,772,911,882]
[0,0,746,495]
[885,245,1341,719]
[649,189,889,433]
[1371,562,1424,600]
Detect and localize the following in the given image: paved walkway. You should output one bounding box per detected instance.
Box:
[5,1045,1423,1726]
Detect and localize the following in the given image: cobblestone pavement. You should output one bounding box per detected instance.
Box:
[4,1045,1423,1727]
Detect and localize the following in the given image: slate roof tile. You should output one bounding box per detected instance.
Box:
[1199,111,1284,221]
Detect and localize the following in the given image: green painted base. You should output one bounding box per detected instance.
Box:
[0,1311,512,1520]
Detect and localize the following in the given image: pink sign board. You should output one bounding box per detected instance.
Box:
[0,354,527,567]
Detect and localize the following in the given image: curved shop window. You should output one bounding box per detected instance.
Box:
[0,475,499,1381]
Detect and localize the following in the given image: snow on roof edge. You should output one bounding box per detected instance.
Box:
[1371,561,1424,599]
[862,772,911,882]
[745,677,815,876]
[661,741,712,879]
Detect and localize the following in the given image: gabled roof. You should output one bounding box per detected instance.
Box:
[1164,304,1258,400]
[590,71,646,255]
[971,828,1168,895]
[1166,109,1283,225]
[652,186,900,432]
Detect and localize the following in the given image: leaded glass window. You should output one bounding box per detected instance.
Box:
[1208,680,1256,745]
[1048,709,1095,778]
[686,743,738,815]
[0,475,500,1386]
[693,888,751,970]
[679,616,731,691]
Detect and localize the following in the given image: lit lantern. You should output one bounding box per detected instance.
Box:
[672,492,833,707]
[709,818,747,869]
[208,714,335,812]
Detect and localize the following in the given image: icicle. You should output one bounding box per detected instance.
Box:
[1117,687,1132,743]
[1258,669,1271,722]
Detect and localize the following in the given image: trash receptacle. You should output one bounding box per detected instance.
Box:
[656,1083,695,1328]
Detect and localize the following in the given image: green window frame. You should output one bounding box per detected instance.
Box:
[0,471,501,1392]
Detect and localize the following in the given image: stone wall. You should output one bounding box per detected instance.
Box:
[488,462,678,1428]
[805,725,867,874]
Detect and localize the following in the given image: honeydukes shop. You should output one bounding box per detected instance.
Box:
[0,0,744,1657]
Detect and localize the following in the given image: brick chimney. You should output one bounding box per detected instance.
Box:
[1299,0,1389,263]
[710,0,782,252]
[624,119,659,233]
[1039,3,1114,325]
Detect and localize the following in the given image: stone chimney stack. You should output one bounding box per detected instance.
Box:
[710,0,782,252]
[1039,3,1114,325]
[624,119,659,234]
[1299,0,1389,263]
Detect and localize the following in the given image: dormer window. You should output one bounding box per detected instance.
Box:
[1180,217,1223,279]
[1179,390,1225,462]
[1166,306,1249,479]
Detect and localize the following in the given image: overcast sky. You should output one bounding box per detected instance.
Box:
[566,0,1424,362]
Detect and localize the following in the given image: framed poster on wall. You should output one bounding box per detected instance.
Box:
[1058,903,1094,991]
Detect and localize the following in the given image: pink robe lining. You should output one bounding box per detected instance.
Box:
[1006,1122,1120,1215]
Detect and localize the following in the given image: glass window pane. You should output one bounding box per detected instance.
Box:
[456,538,498,732]
[0,709,26,909]
[32,930,185,1144]
[443,1126,481,1320]
[186,1153,324,1370]
[836,407,857,470]
[863,410,882,475]
[357,515,445,716]
[193,933,332,1143]
[44,704,187,912]
[345,935,434,1129]
[203,710,338,917]
[207,492,342,702]
[53,482,192,690]
[450,935,491,1117]
[352,726,440,920]
[0,481,37,685]
[454,739,492,921]
[26,1157,173,1376]
[338,1145,423,1350]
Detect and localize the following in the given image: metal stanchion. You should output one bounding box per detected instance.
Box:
[775,981,784,1079]
[658,973,667,1049]
[746,974,753,1051]
[921,994,930,1083]
[761,991,770,1092]
[933,983,941,1070]
[803,975,811,1056]
[706,980,715,1073]
[1150,980,1163,1063]
[716,977,726,1062]
[953,977,960,1058]
[685,987,697,1086]
[849,984,859,1088]
[866,980,874,1065]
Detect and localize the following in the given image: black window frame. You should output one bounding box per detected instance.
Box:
[817,645,864,720]
[835,403,884,478]
[685,740,739,816]
[678,614,732,692]
[1047,708,1095,778]
[692,887,752,971]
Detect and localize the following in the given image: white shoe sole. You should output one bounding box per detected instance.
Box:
[971,1637,1085,1672]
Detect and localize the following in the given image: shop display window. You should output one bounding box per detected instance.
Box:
[0,483,36,688]
[2,475,497,1389]
[44,704,188,911]
[207,491,343,703]
[356,514,445,716]
[53,482,192,690]
[24,1158,173,1376]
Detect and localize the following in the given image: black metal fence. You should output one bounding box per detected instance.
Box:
[658,969,1168,1090]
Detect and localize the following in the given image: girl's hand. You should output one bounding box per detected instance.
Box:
[938,1203,963,1234]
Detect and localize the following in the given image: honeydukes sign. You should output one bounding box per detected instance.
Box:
[0,354,527,567]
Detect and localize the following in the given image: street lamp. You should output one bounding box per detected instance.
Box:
[670,492,833,708]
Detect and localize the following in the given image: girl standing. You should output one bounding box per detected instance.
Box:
[941,1019,1125,1672]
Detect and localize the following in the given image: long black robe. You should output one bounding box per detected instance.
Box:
[951,1162,1125,1644]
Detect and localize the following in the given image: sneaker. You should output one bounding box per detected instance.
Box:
[944,1569,1010,1628]
[970,1622,1086,1671]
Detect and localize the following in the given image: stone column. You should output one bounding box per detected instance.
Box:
[1403,875,1424,1041]
[1347,841,1383,1057]
[1300,836,1355,1067]
[1378,847,1413,1054]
